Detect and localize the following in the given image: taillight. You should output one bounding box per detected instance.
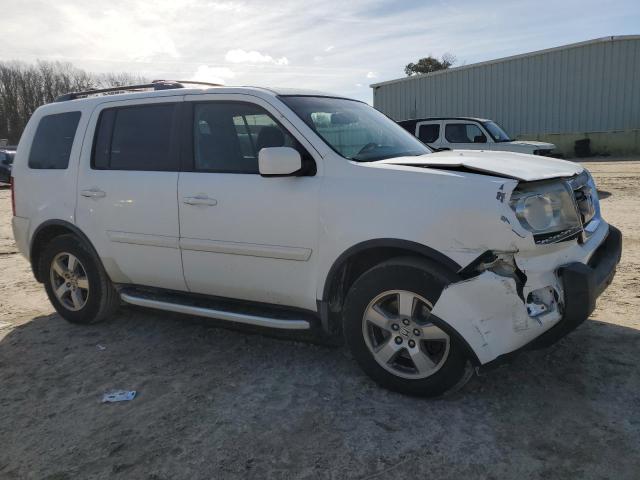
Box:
[10,177,16,216]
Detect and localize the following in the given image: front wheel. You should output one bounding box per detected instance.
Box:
[343,257,472,397]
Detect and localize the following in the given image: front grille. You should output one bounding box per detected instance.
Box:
[534,226,583,245]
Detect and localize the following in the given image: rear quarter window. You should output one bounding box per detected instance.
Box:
[418,124,439,143]
[28,111,81,169]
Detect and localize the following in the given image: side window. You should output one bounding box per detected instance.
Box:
[418,124,439,143]
[193,102,305,174]
[445,123,485,143]
[28,111,81,169]
[92,104,177,171]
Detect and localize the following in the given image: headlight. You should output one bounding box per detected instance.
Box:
[510,181,581,236]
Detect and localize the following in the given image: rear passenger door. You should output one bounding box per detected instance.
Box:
[415,121,443,149]
[76,97,187,291]
[442,121,488,151]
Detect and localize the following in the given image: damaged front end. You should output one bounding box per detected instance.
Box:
[430,170,622,365]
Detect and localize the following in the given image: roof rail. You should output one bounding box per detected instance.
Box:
[55,79,224,102]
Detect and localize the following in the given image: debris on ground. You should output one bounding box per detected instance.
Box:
[102,390,137,403]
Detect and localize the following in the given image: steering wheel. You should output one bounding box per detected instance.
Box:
[357,142,378,155]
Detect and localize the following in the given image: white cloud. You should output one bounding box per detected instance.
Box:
[225,49,289,66]
[53,4,181,62]
[0,0,636,105]
[191,65,235,85]
[205,1,247,12]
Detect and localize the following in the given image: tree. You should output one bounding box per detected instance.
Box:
[0,60,145,144]
[404,53,456,76]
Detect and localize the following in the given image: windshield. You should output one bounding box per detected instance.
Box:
[280,96,431,162]
[482,121,512,142]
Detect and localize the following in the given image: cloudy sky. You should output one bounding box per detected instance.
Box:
[2,0,639,102]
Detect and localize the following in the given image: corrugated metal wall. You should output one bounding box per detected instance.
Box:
[372,36,640,136]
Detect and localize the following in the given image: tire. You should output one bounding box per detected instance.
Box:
[39,234,119,324]
[343,256,472,397]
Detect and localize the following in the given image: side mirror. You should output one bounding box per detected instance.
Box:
[258,147,302,177]
[474,134,487,143]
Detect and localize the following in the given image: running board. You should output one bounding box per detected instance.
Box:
[120,292,311,330]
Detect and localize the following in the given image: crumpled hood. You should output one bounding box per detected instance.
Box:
[376,150,583,182]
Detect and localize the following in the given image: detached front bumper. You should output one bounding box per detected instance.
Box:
[431,224,622,366]
[527,225,622,349]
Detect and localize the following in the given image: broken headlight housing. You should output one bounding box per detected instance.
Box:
[510,181,582,243]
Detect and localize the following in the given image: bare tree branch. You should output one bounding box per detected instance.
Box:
[0,60,146,144]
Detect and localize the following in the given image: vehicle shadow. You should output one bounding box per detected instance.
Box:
[0,309,639,479]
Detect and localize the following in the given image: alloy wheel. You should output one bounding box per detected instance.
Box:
[362,290,450,379]
[49,252,90,311]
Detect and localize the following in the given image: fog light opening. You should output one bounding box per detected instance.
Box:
[526,287,557,320]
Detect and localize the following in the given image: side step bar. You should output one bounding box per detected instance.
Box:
[120,292,311,330]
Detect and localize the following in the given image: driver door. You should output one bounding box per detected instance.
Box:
[177,94,321,311]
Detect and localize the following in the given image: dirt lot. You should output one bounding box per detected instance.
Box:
[1,161,639,479]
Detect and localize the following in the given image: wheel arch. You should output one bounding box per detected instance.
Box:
[29,220,100,283]
[320,239,463,333]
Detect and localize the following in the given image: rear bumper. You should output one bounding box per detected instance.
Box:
[11,216,30,260]
[527,225,622,349]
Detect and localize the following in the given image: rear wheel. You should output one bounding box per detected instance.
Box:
[40,234,119,324]
[343,257,472,397]
[49,252,90,311]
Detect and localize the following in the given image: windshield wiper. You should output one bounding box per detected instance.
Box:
[353,151,426,162]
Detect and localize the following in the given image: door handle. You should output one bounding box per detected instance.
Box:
[80,188,106,199]
[183,195,217,206]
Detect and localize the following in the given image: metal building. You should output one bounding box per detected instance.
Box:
[371,36,640,156]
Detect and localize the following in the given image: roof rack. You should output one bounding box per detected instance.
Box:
[55,80,224,102]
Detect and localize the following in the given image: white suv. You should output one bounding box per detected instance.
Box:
[398,117,557,156]
[11,81,621,397]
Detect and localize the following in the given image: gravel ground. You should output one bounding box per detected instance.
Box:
[0,160,639,479]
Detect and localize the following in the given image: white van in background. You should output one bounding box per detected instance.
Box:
[398,117,557,156]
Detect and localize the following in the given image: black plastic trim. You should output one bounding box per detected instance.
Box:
[322,239,462,302]
[29,220,101,282]
[530,224,622,349]
[457,250,496,279]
